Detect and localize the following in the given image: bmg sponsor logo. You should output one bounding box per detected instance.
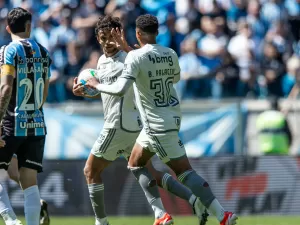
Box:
[148,54,173,66]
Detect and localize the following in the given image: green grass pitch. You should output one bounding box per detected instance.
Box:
[3,216,300,225]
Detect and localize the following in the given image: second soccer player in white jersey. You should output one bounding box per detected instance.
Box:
[73,15,209,225]
[85,14,238,225]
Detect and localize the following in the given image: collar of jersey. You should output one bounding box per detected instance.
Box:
[12,38,30,42]
[111,50,123,59]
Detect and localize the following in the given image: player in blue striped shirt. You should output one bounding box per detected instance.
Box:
[0,8,50,225]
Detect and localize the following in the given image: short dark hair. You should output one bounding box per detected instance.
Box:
[7,7,32,34]
[95,15,122,36]
[136,14,158,34]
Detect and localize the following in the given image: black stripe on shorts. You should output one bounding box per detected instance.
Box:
[99,129,116,154]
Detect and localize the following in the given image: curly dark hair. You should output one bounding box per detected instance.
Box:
[95,15,122,36]
[7,7,32,34]
[136,14,158,34]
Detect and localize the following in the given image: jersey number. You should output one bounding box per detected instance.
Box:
[19,78,44,110]
[150,78,179,107]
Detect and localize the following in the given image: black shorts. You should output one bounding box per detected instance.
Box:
[0,135,45,173]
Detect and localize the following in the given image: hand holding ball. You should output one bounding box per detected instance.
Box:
[77,69,100,97]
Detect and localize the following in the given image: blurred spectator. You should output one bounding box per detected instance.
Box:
[260,42,286,97]
[72,0,102,29]
[63,41,87,101]
[0,0,11,46]
[180,0,202,33]
[197,0,228,15]
[32,19,51,50]
[285,0,300,16]
[175,38,202,99]
[1,0,297,102]
[157,13,185,54]
[227,0,248,32]
[47,65,66,103]
[49,7,77,69]
[215,52,241,97]
[282,56,300,96]
[117,0,146,46]
[228,20,255,96]
[198,16,227,98]
[246,0,266,47]
[72,0,102,52]
[265,20,293,59]
[260,0,288,29]
[81,50,101,70]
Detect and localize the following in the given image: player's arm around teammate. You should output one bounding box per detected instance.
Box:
[78,16,212,225]
[86,14,237,225]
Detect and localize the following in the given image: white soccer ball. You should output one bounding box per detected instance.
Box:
[77,68,100,97]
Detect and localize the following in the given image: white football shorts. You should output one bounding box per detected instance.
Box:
[91,128,140,161]
[136,129,186,163]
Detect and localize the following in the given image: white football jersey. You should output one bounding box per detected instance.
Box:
[96,51,141,132]
[120,44,182,133]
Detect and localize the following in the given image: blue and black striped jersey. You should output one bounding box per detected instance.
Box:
[0,39,51,136]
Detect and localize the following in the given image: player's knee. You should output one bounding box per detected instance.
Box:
[128,157,137,168]
[19,168,38,189]
[129,166,158,187]
[151,170,164,187]
[167,156,192,176]
[128,153,148,168]
[83,165,102,182]
[83,165,93,179]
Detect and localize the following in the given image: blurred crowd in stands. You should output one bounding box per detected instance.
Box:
[0,0,299,101]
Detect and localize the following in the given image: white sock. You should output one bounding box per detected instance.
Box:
[0,183,18,225]
[24,185,41,225]
[208,199,225,222]
[150,198,165,219]
[95,217,108,225]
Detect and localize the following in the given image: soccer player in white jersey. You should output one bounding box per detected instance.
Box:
[85,14,238,225]
[73,15,208,225]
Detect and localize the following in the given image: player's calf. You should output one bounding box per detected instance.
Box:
[19,168,41,225]
[129,143,173,221]
[84,154,111,225]
[148,163,209,224]
[168,156,237,224]
[129,166,167,219]
[148,163,196,206]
